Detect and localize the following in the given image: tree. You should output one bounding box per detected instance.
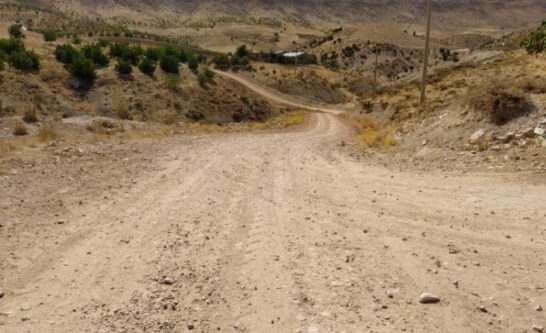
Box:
[115,59,133,75]
[187,54,199,71]
[69,55,96,81]
[212,54,231,69]
[159,54,180,74]
[0,38,25,55]
[54,44,80,64]
[138,57,156,75]
[43,30,57,42]
[236,44,249,58]
[82,44,109,67]
[522,19,546,54]
[8,50,40,72]
[145,47,161,62]
[8,24,24,39]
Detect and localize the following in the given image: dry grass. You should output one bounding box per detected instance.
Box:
[37,126,58,142]
[113,96,132,120]
[23,107,38,123]
[347,115,397,149]
[465,78,534,124]
[13,121,29,136]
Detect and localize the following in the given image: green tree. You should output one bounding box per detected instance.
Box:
[187,54,199,71]
[69,55,96,81]
[8,24,24,39]
[43,30,57,42]
[212,54,231,69]
[82,44,110,67]
[8,50,40,72]
[236,44,249,58]
[138,57,156,75]
[522,19,546,54]
[159,54,180,74]
[115,59,133,75]
[54,44,80,64]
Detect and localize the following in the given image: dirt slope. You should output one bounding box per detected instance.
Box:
[0,110,545,332]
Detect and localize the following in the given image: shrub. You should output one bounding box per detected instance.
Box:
[0,51,5,71]
[54,44,80,64]
[466,79,533,124]
[165,74,181,90]
[160,54,180,73]
[0,38,25,55]
[9,50,40,72]
[522,19,545,54]
[23,107,38,123]
[13,121,28,136]
[98,38,109,48]
[145,47,161,61]
[187,54,199,71]
[43,30,57,42]
[212,54,231,69]
[202,67,214,80]
[138,57,156,75]
[236,44,249,58]
[115,59,133,75]
[72,35,82,45]
[68,55,96,81]
[82,44,109,67]
[37,127,58,142]
[8,24,24,39]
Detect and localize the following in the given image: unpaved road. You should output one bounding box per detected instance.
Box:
[1,111,546,333]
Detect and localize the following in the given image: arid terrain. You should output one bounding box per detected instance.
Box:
[1,1,546,332]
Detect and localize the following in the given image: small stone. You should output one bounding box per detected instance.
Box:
[419,293,441,304]
[187,322,195,330]
[0,288,4,298]
[296,314,306,321]
[535,127,546,137]
[453,280,459,288]
[478,305,488,313]
[20,304,31,311]
[536,305,543,312]
[161,277,174,285]
[533,325,544,333]
[386,288,400,298]
[307,325,319,333]
[470,129,485,143]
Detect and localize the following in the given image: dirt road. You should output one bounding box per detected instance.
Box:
[1,109,545,333]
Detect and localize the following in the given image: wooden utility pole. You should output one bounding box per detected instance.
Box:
[373,46,380,95]
[420,0,432,107]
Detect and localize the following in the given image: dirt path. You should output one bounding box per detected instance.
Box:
[1,110,545,333]
[213,70,345,114]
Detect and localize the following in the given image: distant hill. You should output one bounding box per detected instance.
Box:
[18,0,546,31]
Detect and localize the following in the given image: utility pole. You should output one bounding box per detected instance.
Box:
[373,46,380,95]
[420,0,432,107]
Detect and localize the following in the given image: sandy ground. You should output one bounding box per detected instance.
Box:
[0,110,545,333]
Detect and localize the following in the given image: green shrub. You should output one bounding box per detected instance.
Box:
[72,35,82,45]
[8,50,40,72]
[165,74,181,90]
[202,67,214,80]
[0,51,5,71]
[54,44,79,64]
[138,57,156,75]
[236,44,249,58]
[82,44,109,67]
[8,24,24,39]
[145,47,161,62]
[98,38,109,48]
[522,19,546,54]
[115,59,133,75]
[43,30,57,42]
[187,54,199,71]
[212,54,231,69]
[0,38,25,55]
[68,55,96,81]
[160,54,180,74]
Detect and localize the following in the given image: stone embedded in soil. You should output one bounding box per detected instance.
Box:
[536,305,543,312]
[419,293,441,304]
[161,277,174,285]
[534,127,546,137]
[533,325,544,333]
[0,288,4,298]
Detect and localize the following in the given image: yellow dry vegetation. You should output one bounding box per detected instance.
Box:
[344,114,397,149]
